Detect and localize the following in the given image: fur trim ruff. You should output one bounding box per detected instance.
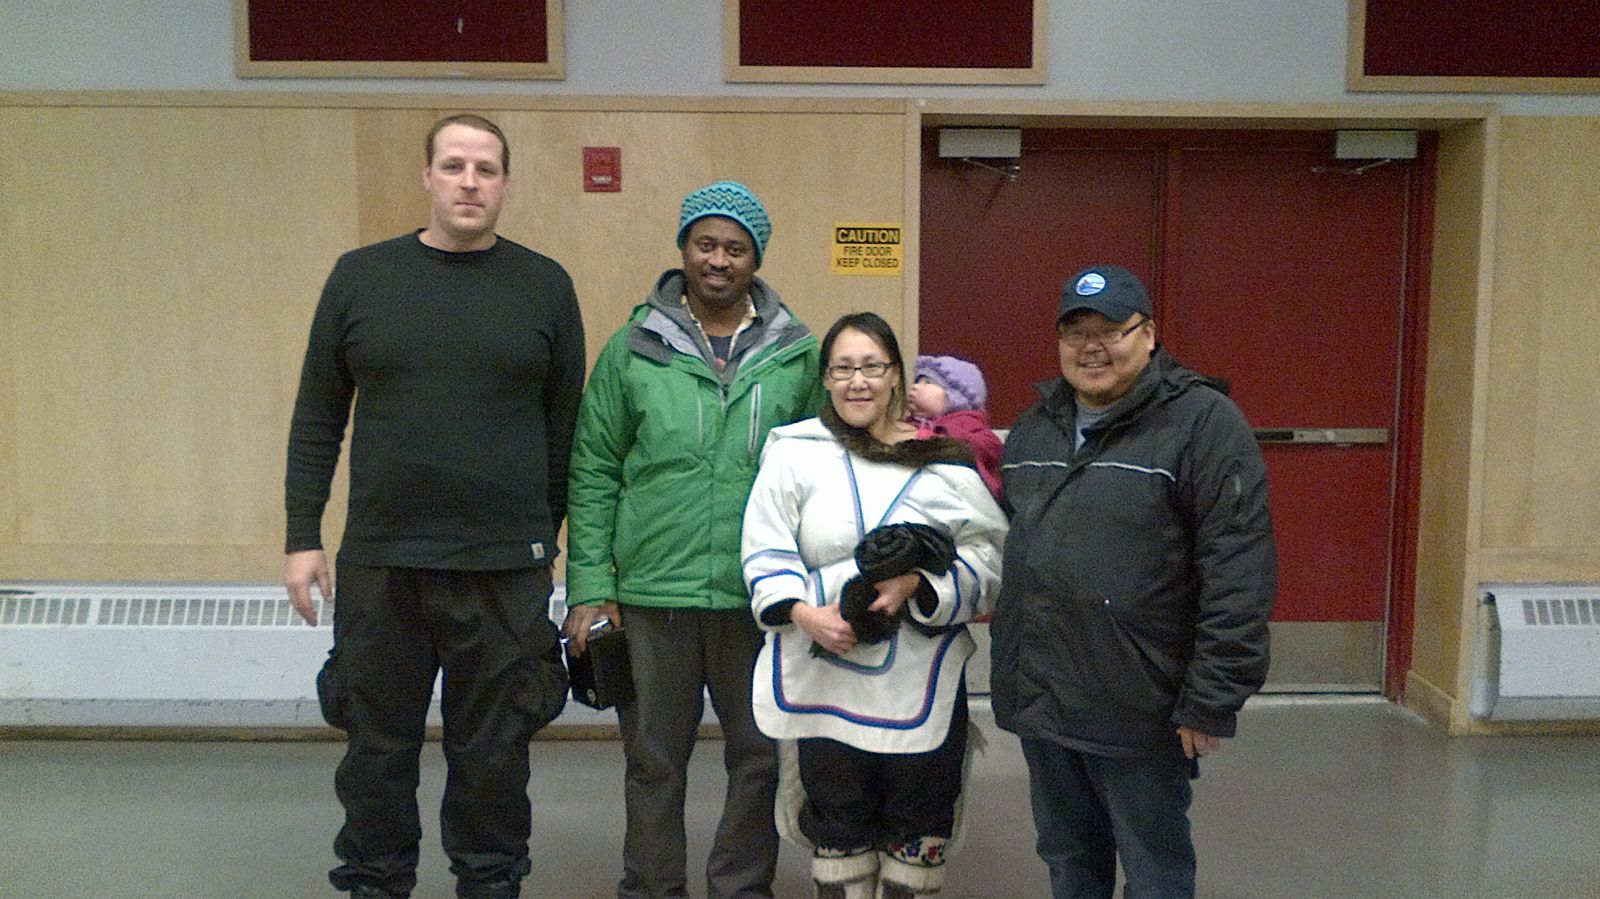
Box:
[813,850,879,883]
[820,404,975,468]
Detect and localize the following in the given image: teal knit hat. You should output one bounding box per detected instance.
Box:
[677,180,772,267]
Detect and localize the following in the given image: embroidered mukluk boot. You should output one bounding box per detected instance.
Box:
[811,846,878,899]
[876,837,947,898]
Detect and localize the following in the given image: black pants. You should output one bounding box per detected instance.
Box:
[320,563,565,897]
[797,689,968,851]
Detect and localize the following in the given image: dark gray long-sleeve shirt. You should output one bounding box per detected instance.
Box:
[285,231,585,570]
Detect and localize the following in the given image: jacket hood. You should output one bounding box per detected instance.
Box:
[627,269,812,385]
[912,407,992,430]
[644,269,786,327]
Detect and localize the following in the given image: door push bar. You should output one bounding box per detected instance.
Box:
[1252,427,1389,445]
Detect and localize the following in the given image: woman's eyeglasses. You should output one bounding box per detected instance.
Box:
[825,362,892,381]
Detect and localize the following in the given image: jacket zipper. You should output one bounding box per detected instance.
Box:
[748,383,763,458]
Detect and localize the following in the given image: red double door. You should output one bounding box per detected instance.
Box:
[921,130,1430,692]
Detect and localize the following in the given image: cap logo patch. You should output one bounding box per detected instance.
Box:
[1075,272,1106,295]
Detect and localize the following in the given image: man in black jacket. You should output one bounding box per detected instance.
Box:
[284,114,585,899]
[991,265,1276,899]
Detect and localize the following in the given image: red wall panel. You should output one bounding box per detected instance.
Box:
[1363,0,1600,78]
[247,1,549,63]
[738,0,1034,69]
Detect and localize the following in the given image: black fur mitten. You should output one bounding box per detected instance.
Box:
[838,575,900,644]
[855,523,955,582]
[835,523,957,644]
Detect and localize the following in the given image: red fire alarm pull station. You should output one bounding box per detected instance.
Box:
[583,147,621,192]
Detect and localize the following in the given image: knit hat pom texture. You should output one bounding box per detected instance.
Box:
[677,180,772,267]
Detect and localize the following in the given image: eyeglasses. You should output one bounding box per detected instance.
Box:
[825,362,893,382]
[1058,316,1149,349]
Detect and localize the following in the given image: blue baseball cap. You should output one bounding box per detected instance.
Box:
[1059,265,1152,323]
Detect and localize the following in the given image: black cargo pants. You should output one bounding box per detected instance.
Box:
[318,562,567,897]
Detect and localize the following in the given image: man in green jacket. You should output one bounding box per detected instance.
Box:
[565,181,824,899]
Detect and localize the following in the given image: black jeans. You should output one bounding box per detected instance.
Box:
[321,563,565,897]
[796,689,969,851]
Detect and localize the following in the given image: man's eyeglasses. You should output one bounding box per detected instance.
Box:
[825,362,893,382]
[1058,316,1149,349]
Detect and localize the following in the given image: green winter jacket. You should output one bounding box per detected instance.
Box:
[565,270,824,611]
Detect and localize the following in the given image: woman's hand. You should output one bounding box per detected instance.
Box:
[792,602,858,656]
[867,572,923,617]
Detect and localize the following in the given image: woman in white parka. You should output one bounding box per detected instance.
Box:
[741,312,1007,899]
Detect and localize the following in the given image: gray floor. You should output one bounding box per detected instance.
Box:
[2,698,1597,899]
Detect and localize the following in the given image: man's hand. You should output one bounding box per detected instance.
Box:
[284,550,332,626]
[793,602,857,656]
[1177,726,1222,759]
[866,572,922,617]
[563,600,622,655]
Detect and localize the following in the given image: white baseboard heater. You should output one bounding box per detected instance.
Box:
[1470,584,1600,720]
[0,581,615,730]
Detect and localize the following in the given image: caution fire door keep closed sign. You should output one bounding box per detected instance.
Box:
[831,223,902,276]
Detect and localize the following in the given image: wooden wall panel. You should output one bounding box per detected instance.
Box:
[1407,121,1488,701]
[0,107,356,580]
[485,109,905,379]
[0,100,905,582]
[1480,117,1600,577]
[702,112,906,329]
[354,107,438,245]
[0,269,15,546]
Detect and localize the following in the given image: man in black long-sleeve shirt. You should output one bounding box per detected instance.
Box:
[284,114,585,899]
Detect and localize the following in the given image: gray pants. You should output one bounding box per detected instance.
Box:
[615,605,779,899]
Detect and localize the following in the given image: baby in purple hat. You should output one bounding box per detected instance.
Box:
[908,355,1003,498]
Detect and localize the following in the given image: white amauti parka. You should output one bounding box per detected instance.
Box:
[741,417,1007,754]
